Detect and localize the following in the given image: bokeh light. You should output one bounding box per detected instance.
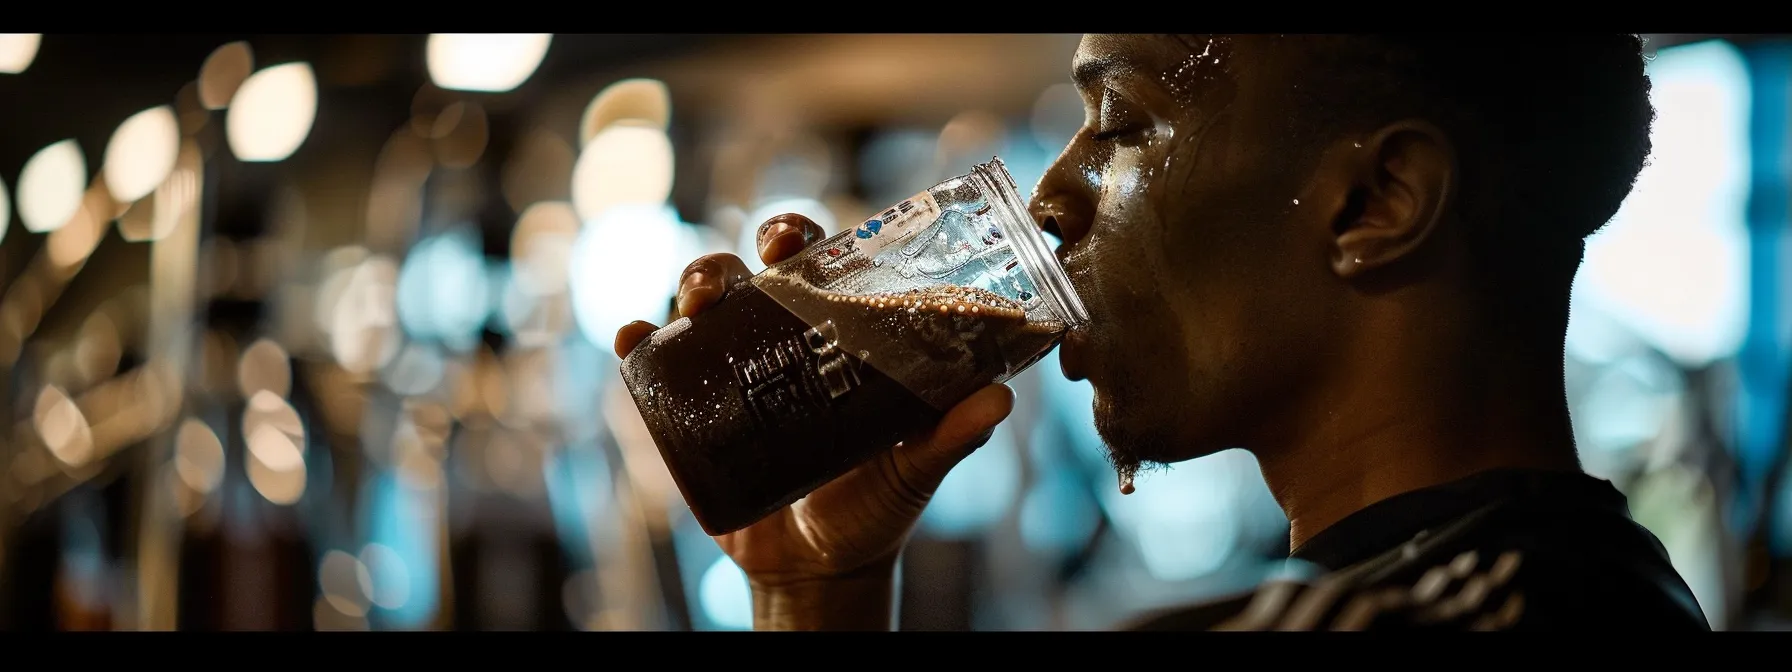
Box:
[698,555,752,630]
[226,62,318,162]
[237,338,292,399]
[319,549,373,618]
[0,33,40,74]
[568,204,699,347]
[581,78,671,143]
[34,386,94,468]
[326,254,403,375]
[509,201,580,296]
[174,418,226,496]
[198,41,253,110]
[18,139,86,233]
[570,124,675,222]
[426,34,552,93]
[396,229,491,352]
[102,105,180,203]
[243,390,308,505]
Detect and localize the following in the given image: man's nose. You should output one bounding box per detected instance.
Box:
[1028,154,1097,249]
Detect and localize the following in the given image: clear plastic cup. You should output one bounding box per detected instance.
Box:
[621,157,1089,535]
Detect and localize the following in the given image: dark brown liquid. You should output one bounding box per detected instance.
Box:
[621,279,1061,536]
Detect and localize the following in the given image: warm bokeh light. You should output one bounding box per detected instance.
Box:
[510,201,580,296]
[327,255,403,375]
[0,33,41,74]
[18,139,87,233]
[74,312,121,385]
[198,41,254,110]
[237,338,292,399]
[46,181,113,271]
[34,386,95,468]
[425,34,552,93]
[115,143,200,243]
[580,78,671,144]
[319,550,373,617]
[226,62,318,162]
[244,390,308,505]
[174,418,225,496]
[103,105,180,203]
[570,124,675,221]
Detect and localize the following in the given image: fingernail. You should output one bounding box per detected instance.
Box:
[677,272,712,313]
[680,269,711,292]
[757,222,801,255]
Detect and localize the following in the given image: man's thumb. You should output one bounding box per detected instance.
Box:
[893,384,1015,491]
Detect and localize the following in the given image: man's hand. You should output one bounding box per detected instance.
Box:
[613,213,1014,630]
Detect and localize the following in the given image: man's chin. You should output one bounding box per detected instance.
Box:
[1092,400,1173,473]
[1093,395,1218,471]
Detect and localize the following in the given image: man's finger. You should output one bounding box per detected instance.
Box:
[675,253,754,319]
[755,213,826,266]
[613,320,660,359]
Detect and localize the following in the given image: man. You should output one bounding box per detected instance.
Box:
[614,33,1711,630]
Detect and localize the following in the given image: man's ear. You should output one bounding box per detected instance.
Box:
[1322,120,1456,279]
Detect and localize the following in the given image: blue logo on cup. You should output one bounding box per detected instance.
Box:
[855,219,883,239]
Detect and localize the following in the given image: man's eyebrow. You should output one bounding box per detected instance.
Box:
[1072,57,1128,91]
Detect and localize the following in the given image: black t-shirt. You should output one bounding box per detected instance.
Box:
[1122,469,1712,631]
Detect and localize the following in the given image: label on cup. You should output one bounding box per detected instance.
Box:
[847,190,941,259]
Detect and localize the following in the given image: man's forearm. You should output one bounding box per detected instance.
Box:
[750,558,899,631]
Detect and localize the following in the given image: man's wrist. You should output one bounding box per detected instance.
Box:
[749,556,899,631]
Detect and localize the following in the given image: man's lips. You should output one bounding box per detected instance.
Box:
[1059,328,1090,382]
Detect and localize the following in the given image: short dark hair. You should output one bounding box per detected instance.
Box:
[1273,34,1656,257]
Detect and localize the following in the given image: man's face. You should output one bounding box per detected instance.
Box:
[1030,34,1345,474]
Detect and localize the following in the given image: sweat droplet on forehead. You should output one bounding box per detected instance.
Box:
[1158,35,1239,111]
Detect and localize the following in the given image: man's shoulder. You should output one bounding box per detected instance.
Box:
[1125,497,1711,631]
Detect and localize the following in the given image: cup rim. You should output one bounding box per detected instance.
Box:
[972,157,1091,329]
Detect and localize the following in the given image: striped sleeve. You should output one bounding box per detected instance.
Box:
[1212,549,1528,631]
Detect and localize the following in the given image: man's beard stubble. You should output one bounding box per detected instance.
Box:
[1091,385,1177,493]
